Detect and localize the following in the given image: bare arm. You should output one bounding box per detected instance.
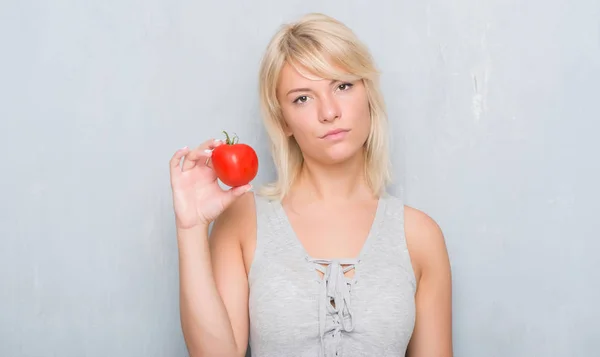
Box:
[177,221,248,357]
[405,206,453,357]
[208,192,255,356]
[169,142,251,357]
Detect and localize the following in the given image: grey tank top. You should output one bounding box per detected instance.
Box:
[247,193,416,357]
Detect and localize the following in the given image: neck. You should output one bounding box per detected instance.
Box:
[290,150,374,203]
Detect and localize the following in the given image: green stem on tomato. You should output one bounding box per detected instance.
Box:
[222,130,239,145]
[222,130,232,145]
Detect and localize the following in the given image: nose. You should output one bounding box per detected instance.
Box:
[318,93,341,123]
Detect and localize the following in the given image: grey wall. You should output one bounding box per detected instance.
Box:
[1,0,599,356]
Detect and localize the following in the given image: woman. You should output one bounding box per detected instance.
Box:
[169,12,453,357]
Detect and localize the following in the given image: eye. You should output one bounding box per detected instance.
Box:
[293,95,309,104]
[337,83,354,91]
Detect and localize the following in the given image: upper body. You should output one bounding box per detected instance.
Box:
[213,190,451,357]
[169,12,452,357]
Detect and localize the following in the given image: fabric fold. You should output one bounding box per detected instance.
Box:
[309,258,359,357]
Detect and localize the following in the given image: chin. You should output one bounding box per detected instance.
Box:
[315,143,364,165]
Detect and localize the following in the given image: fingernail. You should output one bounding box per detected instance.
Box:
[181,146,189,150]
[204,149,212,154]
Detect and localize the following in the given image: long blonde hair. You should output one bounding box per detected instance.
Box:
[257,13,392,200]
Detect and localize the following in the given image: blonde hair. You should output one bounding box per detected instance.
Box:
[257,13,392,200]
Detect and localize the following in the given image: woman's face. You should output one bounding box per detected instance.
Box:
[276,62,372,166]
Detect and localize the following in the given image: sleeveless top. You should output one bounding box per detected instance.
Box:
[247,193,417,357]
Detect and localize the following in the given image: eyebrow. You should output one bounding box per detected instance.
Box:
[285,79,338,96]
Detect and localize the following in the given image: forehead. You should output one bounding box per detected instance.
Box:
[277,62,323,90]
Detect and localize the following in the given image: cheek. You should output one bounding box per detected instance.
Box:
[282,108,317,137]
[356,91,371,119]
[345,96,371,131]
[291,123,318,145]
[280,109,299,136]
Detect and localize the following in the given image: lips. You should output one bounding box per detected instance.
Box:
[321,128,349,138]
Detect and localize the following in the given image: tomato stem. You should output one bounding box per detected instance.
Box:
[222,130,239,145]
[222,130,232,145]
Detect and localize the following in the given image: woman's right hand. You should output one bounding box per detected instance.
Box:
[169,139,252,230]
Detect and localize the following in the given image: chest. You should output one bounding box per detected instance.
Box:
[284,200,379,260]
[248,257,417,354]
[247,196,417,355]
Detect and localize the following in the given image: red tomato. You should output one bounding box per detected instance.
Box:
[211,131,259,187]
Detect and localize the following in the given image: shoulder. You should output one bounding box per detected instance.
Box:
[403,205,443,241]
[402,205,451,284]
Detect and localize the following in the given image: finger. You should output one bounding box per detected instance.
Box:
[206,138,224,150]
[196,138,224,151]
[169,146,190,173]
[182,148,213,171]
[204,155,213,169]
[201,139,225,169]
[220,184,252,209]
[181,139,223,171]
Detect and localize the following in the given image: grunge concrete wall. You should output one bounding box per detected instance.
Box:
[1,0,599,356]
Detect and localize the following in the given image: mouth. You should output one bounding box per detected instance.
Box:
[320,128,350,139]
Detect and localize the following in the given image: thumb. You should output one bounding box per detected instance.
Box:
[221,184,252,208]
